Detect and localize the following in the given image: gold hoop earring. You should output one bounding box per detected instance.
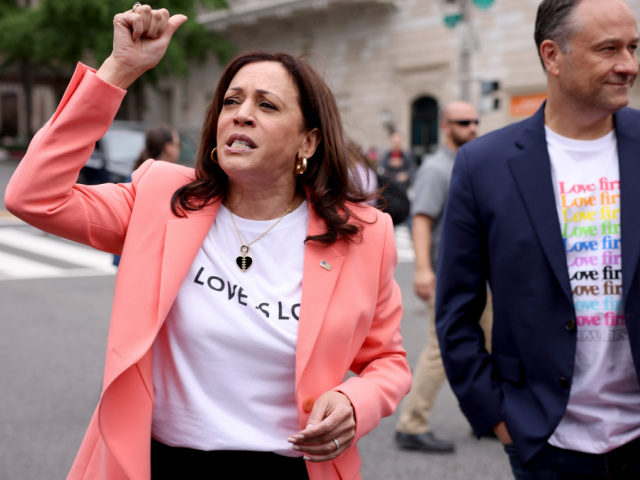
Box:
[210,147,218,164]
[295,156,308,175]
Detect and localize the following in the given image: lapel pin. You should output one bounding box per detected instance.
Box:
[320,259,332,271]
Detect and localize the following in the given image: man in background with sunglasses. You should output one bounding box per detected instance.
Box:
[395,101,489,453]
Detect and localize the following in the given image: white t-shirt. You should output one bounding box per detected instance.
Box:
[546,126,640,453]
[151,201,309,456]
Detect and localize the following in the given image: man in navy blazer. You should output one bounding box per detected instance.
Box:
[436,0,640,478]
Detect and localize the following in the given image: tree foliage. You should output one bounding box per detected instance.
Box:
[0,2,41,66]
[1,0,232,80]
[0,0,232,136]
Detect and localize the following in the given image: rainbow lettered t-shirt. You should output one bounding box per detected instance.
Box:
[546,126,640,453]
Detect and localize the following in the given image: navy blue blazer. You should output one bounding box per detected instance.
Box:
[435,104,640,462]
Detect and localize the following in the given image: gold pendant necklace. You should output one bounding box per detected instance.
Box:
[227,200,295,272]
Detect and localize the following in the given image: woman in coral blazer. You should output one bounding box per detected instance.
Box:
[5,6,410,480]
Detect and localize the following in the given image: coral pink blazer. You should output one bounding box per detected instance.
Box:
[5,64,411,480]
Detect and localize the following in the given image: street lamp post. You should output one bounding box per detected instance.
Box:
[459,0,472,102]
[442,0,495,102]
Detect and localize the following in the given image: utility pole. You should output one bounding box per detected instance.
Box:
[459,0,473,102]
[442,0,495,102]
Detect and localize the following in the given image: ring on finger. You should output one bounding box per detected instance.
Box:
[132,2,142,12]
[333,438,340,451]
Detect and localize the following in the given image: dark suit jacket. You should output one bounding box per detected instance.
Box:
[435,104,640,462]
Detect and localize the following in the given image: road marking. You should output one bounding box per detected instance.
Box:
[395,224,414,263]
[0,250,66,279]
[0,228,116,280]
[0,229,116,271]
[0,222,413,281]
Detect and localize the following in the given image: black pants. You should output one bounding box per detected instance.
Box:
[151,439,310,479]
[505,436,640,479]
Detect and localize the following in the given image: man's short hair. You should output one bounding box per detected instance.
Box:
[534,0,581,69]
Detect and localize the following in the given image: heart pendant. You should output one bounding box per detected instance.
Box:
[236,255,253,271]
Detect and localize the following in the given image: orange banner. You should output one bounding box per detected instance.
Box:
[510,93,547,117]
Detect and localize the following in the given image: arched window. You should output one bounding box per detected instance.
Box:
[411,96,438,165]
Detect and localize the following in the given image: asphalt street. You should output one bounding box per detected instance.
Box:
[0,158,512,479]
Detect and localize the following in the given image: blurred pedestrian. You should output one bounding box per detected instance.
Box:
[5,4,411,479]
[114,124,182,266]
[378,131,415,195]
[346,140,378,200]
[437,0,640,478]
[133,124,181,171]
[395,100,485,453]
[365,146,379,171]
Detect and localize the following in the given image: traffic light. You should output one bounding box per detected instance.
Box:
[480,80,500,112]
[442,0,494,29]
[482,80,499,96]
[473,0,495,9]
[443,13,462,28]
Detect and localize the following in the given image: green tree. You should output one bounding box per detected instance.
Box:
[0,1,42,139]
[0,0,232,138]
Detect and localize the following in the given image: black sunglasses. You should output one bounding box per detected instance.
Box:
[449,119,479,126]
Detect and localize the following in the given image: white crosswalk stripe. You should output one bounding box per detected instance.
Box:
[0,222,413,281]
[394,224,414,263]
[0,227,117,281]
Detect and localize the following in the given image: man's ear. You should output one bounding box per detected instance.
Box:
[540,39,562,76]
[299,128,322,159]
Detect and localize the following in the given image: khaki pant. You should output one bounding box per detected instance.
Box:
[396,291,493,434]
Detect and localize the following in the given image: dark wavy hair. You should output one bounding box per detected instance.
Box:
[534,0,580,70]
[171,51,372,245]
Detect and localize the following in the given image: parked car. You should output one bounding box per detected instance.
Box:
[79,120,197,184]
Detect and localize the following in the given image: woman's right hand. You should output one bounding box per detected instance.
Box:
[96,5,187,89]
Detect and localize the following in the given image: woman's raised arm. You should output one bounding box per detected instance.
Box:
[97,5,186,89]
[4,6,186,252]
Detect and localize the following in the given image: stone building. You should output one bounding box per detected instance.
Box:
[150,0,640,161]
[4,0,640,160]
